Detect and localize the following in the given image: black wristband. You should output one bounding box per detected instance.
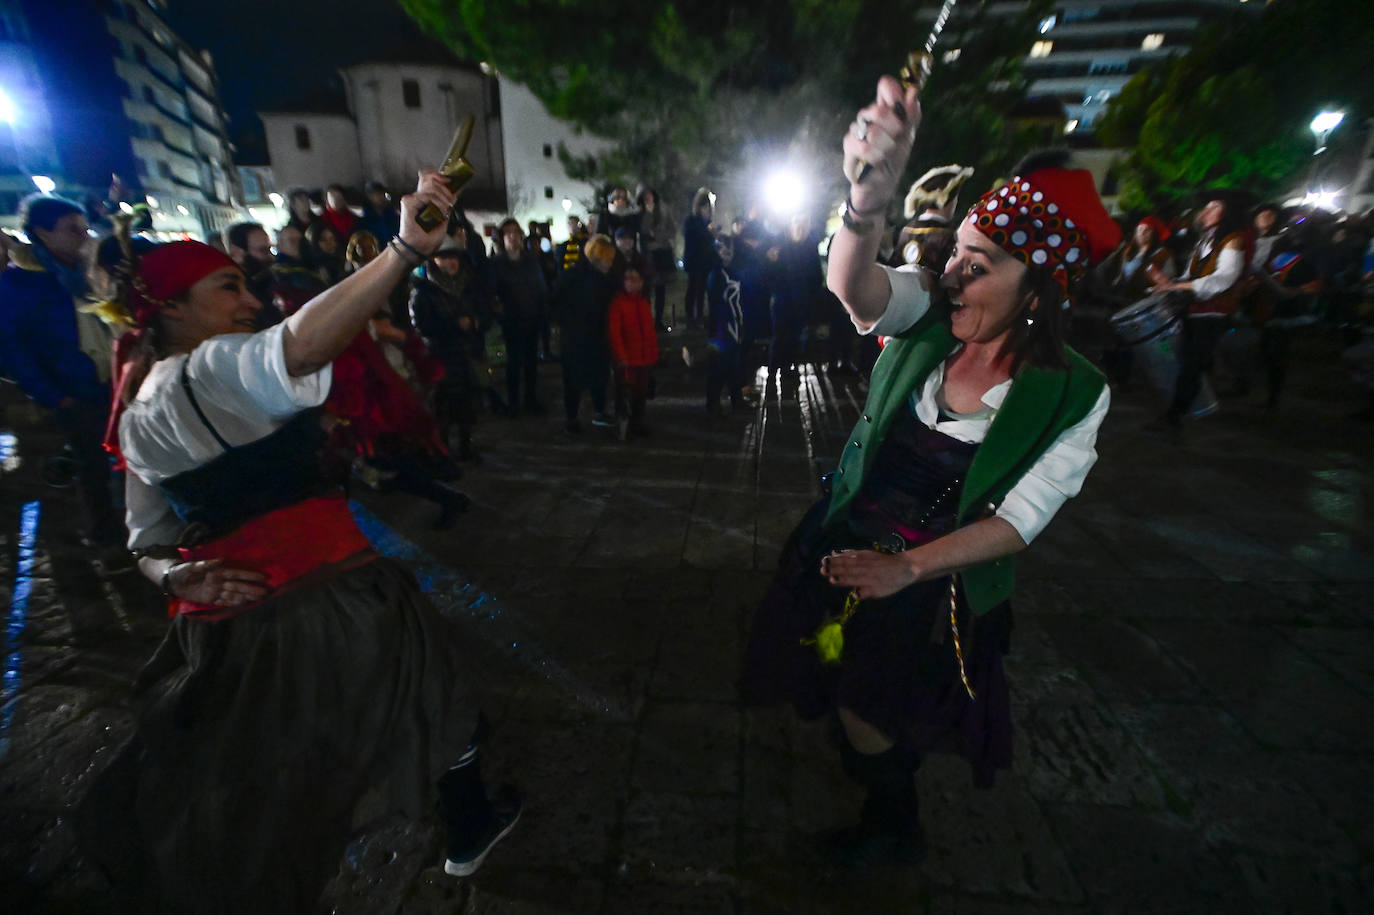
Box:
[841,199,881,235]
[845,192,887,219]
[391,235,430,263]
[160,563,180,598]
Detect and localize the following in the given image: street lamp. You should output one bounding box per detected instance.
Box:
[0,88,16,125]
[561,197,572,212]
[1309,110,1344,155]
[30,175,55,194]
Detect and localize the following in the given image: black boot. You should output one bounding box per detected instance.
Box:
[436,745,522,877]
[815,742,924,869]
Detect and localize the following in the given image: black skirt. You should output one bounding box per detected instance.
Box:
[743,492,1013,787]
[78,557,480,913]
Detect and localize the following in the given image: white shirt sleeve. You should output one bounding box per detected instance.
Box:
[125,470,184,552]
[191,321,332,422]
[1189,246,1245,300]
[994,385,1111,545]
[855,265,933,337]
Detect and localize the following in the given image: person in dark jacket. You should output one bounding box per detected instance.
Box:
[704,235,746,413]
[488,217,549,415]
[770,213,824,375]
[637,186,677,329]
[285,187,319,237]
[410,238,495,461]
[682,187,717,326]
[553,234,617,434]
[0,194,121,544]
[358,181,401,244]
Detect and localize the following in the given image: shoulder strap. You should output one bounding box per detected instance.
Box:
[179,356,233,452]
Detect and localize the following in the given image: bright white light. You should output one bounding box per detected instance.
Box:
[0,88,15,124]
[1304,190,1339,210]
[1310,110,1344,136]
[942,48,961,63]
[763,168,806,215]
[1039,15,1057,34]
[708,191,717,208]
[1141,33,1165,51]
[176,204,189,215]
[267,192,284,207]
[1065,119,1080,134]
[561,197,572,212]
[118,201,134,214]
[1030,40,1053,58]
[146,195,160,209]
[30,175,56,194]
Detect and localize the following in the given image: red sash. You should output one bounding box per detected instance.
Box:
[172,495,375,620]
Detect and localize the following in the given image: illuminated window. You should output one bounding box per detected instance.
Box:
[1065,119,1080,134]
[1141,33,1165,51]
[1030,41,1053,58]
[943,47,961,63]
[1039,15,1057,34]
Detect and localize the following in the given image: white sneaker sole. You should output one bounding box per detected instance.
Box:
[443,807,522,877]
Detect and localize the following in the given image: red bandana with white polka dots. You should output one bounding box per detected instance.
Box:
[966,175,1088,298]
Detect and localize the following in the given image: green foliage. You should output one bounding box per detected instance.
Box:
[1099,0,1374,212]
[400,0,1050,215]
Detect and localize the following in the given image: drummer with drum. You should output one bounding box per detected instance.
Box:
[1146,194,1251,429]
[1097,217,1175,387]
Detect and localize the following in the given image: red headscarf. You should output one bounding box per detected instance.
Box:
[1137,215,1171,243]
[965,167,1120,301]
[104,241,241,467]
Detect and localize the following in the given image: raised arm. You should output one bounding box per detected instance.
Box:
[282,172,455,376]
[826,76,921,330]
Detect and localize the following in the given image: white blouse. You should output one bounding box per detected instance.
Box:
[120,322,332,551]
[852,265,1110,545]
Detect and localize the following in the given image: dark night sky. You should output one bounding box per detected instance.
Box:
[164,0,454,163]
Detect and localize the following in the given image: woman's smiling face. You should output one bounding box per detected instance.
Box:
[940,219,1032,345]
[163,266,260,344]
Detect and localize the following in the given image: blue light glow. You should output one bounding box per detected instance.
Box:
[1,501,42,760]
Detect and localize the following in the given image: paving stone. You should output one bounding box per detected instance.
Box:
[632,703,740,796]
[1035,616,1205,703]
[1232,852,1369,915]
[459,871,605,914]
[1016,701,1168,809]
[618,792,737,875]
[1043,803,1254,914]
[1270,751,1374,861]
[1005,662,1097,709]
[919,756,1083,903]
[1280,624,1374,699]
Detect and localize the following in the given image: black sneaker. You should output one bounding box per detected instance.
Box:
[444,786,522,877]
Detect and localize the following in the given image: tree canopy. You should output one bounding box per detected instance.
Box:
[400,0,1050,218]
[1096,0,1374,213]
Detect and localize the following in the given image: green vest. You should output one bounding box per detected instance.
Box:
[822,314,1106,614]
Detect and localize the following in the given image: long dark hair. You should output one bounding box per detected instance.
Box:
[996,265,1071,373]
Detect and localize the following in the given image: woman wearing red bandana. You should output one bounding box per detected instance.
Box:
[743,76,1117,869]
[79,172,520,911]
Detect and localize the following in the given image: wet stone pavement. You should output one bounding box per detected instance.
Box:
[1,323,1372,914]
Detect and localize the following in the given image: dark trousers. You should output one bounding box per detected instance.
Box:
[770,302,805,372]
[1169,316,1227,418]
[653,284,669,327]
[706,345,743,409]
[1260,324,1292,408]
[685,269,709,323]
[562,360,608,421]
[502,323,541,408]
[53,399,118,539]
[615,366,651,428]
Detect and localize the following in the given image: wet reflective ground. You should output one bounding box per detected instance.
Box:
[2,323,1372,913]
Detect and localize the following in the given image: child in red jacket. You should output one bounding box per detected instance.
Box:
[607,266,659,439]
